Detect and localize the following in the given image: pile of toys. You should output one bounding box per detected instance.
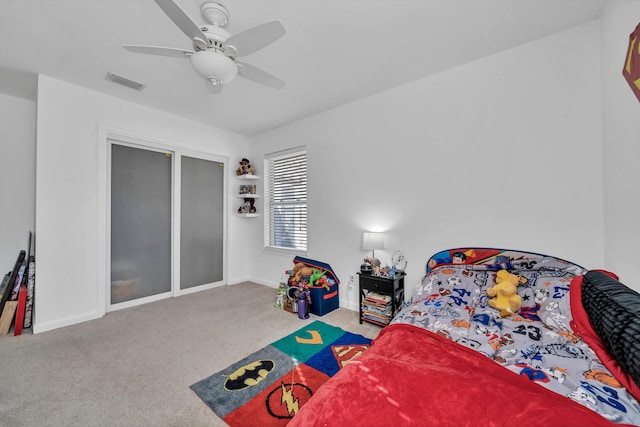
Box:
[360,257,398,278]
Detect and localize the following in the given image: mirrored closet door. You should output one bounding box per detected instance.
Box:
[110,143,172,305]
[108,139,226,309]
[180,155,224,289]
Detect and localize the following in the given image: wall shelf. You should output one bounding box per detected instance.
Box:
[236,169,260,217]
[237,174,260,180]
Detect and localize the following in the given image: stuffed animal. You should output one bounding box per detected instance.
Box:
[235,158,255,176]
[486,270,526,317]
[315,276,334,290]
[309,269,326,287]
[495,269,528,287]
[291,263,314,283]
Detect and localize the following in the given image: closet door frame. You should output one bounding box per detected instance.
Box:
[99,129,228,314]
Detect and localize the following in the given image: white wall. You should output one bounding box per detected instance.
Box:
[249,21,606,309]
[602,1,640,291]
[0,93,36,272]
[12,14,631,332]
[34,76,252,333]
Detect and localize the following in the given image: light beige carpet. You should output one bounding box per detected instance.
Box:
[0,282,381,426]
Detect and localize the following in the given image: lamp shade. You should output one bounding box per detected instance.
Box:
[190,51,238,84]
[362,232,384,251]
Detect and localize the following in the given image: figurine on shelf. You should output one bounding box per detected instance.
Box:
[235,158,255,176]
[238,198,256,214]
[239,184,256,195]
[362,257,396,278]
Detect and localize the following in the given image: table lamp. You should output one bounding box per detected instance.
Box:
[362,232,384,259]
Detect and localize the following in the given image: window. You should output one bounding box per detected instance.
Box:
[264,147,307,252]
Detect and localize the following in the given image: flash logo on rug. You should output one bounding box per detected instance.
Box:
[332,344,370,367]
[265,382,313,419]
[224,360,275,391]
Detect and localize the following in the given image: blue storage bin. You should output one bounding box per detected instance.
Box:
[309,283,339,316]
[291,256,340,316]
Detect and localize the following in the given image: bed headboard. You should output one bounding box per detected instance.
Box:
[426,247,584,273]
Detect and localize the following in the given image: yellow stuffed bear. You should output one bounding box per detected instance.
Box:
[486,270,527,317]
[291,263,314,283]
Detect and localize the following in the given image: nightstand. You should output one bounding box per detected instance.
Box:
[359,273,405,326]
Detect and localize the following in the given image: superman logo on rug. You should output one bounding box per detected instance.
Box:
[190,320,372,426]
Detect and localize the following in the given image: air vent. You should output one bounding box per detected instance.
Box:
[105,72,145,91]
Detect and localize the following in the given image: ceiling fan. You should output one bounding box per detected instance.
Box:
[124,0,286,94]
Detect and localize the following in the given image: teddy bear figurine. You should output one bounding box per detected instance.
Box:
[486,270,527,317]
[235,158,255,176]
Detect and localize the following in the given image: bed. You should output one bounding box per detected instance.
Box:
[288,248,640,426]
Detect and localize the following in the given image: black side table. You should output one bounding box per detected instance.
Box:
[358,273,405,326]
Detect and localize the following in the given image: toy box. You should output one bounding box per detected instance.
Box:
[308,283,339,316]
[290,256,340,316]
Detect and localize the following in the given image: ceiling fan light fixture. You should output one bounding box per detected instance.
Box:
[189,50,238,84]
[125,0,285,92]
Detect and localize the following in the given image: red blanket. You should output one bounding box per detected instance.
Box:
[289,324,631,427]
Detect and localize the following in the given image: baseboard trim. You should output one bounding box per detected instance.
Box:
[239,277,279,288]
[343,300,359,311]
[228,276,280,287]
[34,310,103,334]
[227,275,251,285]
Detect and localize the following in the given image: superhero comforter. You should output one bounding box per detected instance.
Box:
[289,250,640,426]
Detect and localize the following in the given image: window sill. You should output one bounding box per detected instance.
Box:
[263,246,307,257]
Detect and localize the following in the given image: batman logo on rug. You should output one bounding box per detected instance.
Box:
[224,360,275,391]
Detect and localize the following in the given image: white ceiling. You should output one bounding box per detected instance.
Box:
[0,0,607,136]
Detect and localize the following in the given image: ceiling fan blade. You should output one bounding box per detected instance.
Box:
[123,45,193,58]
[206,79,223,94]
[237,61,285,89]
[154,0,210,47]
[224,20,286,57]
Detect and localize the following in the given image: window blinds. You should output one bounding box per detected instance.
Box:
[264,149,307,251]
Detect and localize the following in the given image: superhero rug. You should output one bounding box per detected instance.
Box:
[190,320,372,426]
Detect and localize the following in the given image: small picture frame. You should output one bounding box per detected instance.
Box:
[239,184,256,195]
